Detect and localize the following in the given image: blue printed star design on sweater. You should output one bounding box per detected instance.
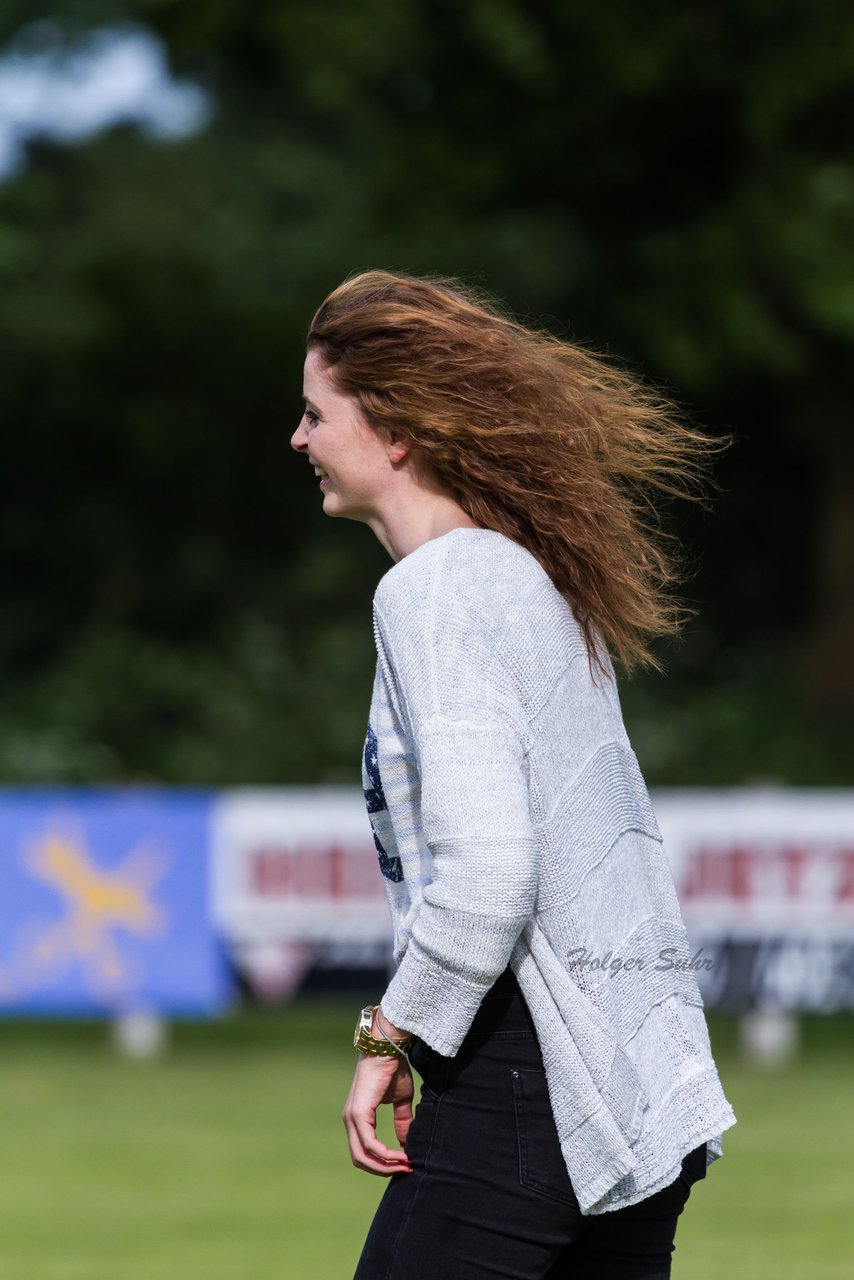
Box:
[363,722,403,883]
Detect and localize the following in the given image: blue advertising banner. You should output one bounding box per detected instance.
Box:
[0,790,232,1016]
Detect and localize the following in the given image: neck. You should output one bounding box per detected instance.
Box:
[368,496,483,563]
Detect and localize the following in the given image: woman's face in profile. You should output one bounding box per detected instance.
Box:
[291,348,398,524]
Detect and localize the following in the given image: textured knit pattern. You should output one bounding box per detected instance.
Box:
[362,527,737,1216]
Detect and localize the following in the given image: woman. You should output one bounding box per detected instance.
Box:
[290,270,737,1279]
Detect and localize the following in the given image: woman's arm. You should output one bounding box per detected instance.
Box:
[371,552,539,1058]
[373,1007,411,1041]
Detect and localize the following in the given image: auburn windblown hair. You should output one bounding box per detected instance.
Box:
[307,270,731,679]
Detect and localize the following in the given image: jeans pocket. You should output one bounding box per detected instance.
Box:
[511,1068,580,1209]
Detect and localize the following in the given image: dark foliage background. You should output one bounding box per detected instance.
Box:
[1,0,852,784]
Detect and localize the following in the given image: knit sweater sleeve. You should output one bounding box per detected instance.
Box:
[372,547,540,1057]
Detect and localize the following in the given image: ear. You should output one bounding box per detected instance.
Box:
[387,439,411,466]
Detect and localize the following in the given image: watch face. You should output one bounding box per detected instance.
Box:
[355,1005,373,1046]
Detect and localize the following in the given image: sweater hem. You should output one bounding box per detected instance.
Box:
[581,1102,738,1215]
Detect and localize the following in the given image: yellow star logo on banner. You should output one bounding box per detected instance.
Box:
[0,826,170,1001]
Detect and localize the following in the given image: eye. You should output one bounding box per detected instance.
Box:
[304,407,319,427]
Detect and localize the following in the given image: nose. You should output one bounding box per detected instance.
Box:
[291,418,308,452]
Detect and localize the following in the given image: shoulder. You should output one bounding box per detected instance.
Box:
[371,527,609,725]
[374,527,610,694]
[372,529,548,726]
[373,527,548,630]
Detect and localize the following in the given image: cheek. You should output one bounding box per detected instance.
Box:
[342,435,380,476]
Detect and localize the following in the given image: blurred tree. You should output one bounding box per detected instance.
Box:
[0,0,852,782]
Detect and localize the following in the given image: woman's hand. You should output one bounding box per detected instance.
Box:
[342,1051,415,1176]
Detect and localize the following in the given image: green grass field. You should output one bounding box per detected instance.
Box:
[0,1005,851,1279]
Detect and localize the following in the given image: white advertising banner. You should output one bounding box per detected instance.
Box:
[654,788,854,934]
[211,787,391,999]
[654,788,854,1011]
[212,786,854,1009]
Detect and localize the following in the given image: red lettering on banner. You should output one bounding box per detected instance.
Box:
[779,846,809,896]
[249,844,384,900]
[341,850,383,897]
[329,843,345,899]
[680,842,854,906]
[682,845,757,899]
[838,848,854,902]
[730,846,753,899]
[252,849,292,894]
[680,848,708,899]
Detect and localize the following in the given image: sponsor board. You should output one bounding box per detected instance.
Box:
[0,790,231,1016]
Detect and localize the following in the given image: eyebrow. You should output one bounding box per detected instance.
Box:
[303,396,321,412]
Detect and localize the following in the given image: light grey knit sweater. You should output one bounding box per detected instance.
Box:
[362,526,736,1215]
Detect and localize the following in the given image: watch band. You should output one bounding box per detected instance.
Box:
[354,1004,415,1057]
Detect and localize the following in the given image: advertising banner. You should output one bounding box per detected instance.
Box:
[211,787,390,1000]
[211,786,854,1011]
[655,788,854,1012]
[0,790,231,1016]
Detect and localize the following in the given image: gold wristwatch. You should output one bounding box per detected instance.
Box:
[354,1004,415,1058]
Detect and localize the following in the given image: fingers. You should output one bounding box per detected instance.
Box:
[393,1099,414,1149]
[342,1089,414,1176]
[355,1113,414,1175]
[342,1054,417,1177]
[343,1107,414,1175]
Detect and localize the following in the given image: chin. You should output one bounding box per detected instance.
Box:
[321,495,346,518]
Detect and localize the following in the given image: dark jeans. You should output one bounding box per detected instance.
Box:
[353,966,707,1279]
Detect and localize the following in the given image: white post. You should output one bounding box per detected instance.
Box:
[112,1009,169,1060]
[738,1008,799,1067]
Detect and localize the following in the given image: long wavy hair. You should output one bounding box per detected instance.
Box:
[307,269,731,679]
